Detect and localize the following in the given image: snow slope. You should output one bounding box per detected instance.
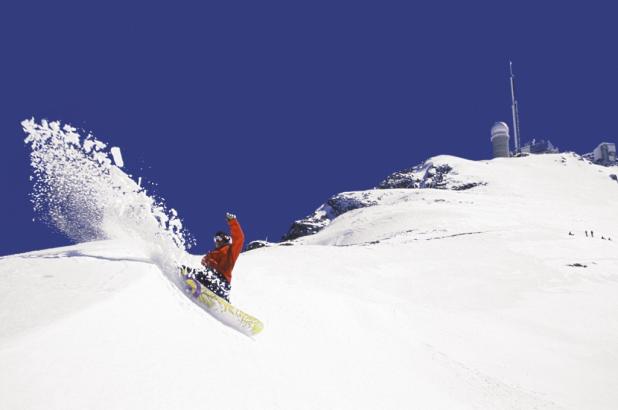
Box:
[2,226,617,409]
[3,122,618,409]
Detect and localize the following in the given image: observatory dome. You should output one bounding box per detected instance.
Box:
[490,121,510,158]
[491,122,509,138]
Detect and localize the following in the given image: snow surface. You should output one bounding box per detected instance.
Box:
[2,121,618,409]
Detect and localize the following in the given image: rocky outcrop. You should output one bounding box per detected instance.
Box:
[378,161,486,191]
[281,192,378,241]
[281,157,486,242]
[246,240,271,251]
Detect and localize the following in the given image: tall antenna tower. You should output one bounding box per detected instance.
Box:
[509,61,522,154]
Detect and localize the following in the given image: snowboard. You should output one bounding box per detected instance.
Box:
[179,266,264,336]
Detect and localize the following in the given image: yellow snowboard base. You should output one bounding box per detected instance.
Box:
[180,266,263,336]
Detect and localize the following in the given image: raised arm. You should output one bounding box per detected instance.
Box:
[227,214,245,260]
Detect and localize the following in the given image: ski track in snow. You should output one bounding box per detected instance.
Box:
[422,343,564,410]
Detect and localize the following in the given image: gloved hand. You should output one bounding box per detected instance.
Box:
[226,212,237,221]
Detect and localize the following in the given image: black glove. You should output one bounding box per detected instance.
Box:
[226,212,237,221]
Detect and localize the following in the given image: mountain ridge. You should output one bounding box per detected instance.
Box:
[276,152,617,245]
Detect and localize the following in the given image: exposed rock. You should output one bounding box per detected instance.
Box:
[246,240,273,251]
[281,192,378,241]
[567,263,588,268]
[376,164,426,189]
[378,161,486,191]
[281,157,489,242]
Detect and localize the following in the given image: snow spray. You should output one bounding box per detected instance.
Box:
[22,119,194,277]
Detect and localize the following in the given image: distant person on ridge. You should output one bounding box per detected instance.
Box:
[182,212,244,302]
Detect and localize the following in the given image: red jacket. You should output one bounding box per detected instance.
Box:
[201,218,244,283]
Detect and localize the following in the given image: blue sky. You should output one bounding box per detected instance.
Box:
[1,1,617,255]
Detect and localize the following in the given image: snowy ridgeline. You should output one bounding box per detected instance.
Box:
[278,153,618,245]
[279,155,489,242]
[2,120,618,409]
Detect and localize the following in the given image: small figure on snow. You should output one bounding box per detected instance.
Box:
[585,230,588,237]
[568,231,574,236]
[183,213,245,302]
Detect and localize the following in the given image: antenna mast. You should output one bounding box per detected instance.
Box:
[509,61,522,154]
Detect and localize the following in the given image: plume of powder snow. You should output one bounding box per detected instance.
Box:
[110,147,124,167]
[22,118,194,275]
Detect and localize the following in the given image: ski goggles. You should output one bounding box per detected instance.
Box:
[213,234,231,244]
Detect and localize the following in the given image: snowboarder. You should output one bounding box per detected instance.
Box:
[190,212,245,302]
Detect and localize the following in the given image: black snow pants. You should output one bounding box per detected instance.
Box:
[182,265,231,302]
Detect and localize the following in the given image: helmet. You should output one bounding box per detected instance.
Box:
[213,231,231,245]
